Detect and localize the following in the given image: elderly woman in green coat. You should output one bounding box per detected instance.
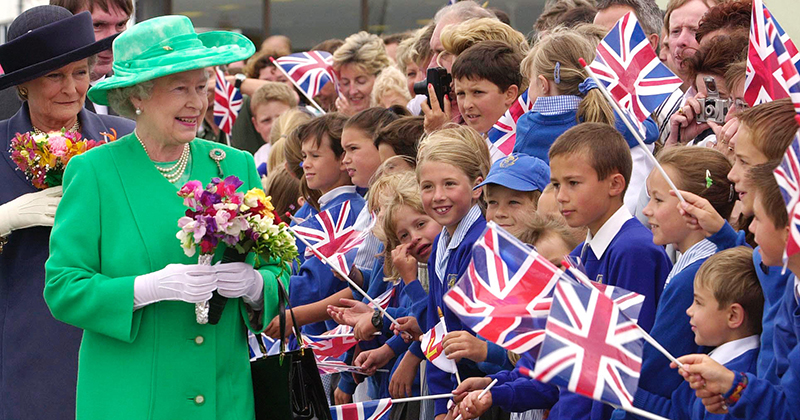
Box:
[44,16,286,420]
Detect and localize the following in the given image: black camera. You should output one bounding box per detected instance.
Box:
[697,76,730,124]
[413,67,452,112]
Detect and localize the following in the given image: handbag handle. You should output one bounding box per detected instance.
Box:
[275,277,304,353]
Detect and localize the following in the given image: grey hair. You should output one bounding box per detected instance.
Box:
[106,68,210,119]
[107,80,156,119]
[433,0,496,25]
[596,0,664,36]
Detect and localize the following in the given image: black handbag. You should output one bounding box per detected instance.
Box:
[251,278,332,420]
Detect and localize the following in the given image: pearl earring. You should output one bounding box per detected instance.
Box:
[135,108,142,115]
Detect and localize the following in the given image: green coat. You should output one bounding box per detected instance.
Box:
[44,134,288,420]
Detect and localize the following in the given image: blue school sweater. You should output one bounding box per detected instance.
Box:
[489,352,560,412]
[772,276,798,384]
[512,108,658,163]
[289,189,365,335]
[411,210,514,416]
[290,201,319,266]
[558,214,670,420]
[635,337,759,420]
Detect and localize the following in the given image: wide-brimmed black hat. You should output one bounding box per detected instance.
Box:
[0,6,120,90]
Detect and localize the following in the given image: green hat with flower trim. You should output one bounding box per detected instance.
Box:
[88,15,255,106]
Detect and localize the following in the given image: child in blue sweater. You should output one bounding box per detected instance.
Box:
[555,123,672,420]
[632,147,736,404]
[673,162,800,420]
[397,126,513,419]
[452,122,670,420]
[511,29,658,209]
[267,113,366,336]
[635,247,764,420]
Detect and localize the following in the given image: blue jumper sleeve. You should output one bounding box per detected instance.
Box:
[489,354,559,412]
[706,221,746,251]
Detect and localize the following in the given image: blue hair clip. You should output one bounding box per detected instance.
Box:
[554,62,561,84]
[578,77,598,95]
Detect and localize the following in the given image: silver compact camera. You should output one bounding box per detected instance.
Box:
[697,76,729,124]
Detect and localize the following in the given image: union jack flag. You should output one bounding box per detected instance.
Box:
[444,222,558,354]
[293,200,364,275]
[745,0,800,116]
[368,287,395,311]
[213,66,243,136]
[485,89,533,158]
[303,324,358,358]
[774,130,800,260]
[273,51,336,99]
[330,398,392,420]
[529,276,645,408]
[588,12,683,134]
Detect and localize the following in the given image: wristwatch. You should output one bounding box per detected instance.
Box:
[234,73,247,90]
[371,308,384,330]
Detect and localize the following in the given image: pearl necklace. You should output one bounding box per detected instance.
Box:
[135,131,190,183]
[32,120,80,136]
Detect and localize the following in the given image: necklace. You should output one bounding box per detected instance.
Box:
[135,131,190,183]
[32,120,80,136]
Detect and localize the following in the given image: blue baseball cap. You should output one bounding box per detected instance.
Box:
[476,153,550,192]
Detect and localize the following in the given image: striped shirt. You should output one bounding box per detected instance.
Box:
[435,205,483,284]
[665,239,717,287]
[531,95,582,116]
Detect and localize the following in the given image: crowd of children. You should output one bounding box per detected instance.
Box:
[230,1,800,420]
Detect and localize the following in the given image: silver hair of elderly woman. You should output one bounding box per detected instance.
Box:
[106,68,210,119]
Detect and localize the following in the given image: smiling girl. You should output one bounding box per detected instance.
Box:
[412,125,513,420]
[638,147,734,400]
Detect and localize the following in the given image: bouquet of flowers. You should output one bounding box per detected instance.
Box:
[9,129,100,189]
[176,175,298,324]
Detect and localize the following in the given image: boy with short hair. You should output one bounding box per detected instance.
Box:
[549,123,671,419]
[273,113,365,336]
[635,246,763,420]
[453,123,671,420]
[476,153,549,238]
[250,81,298,170]
[451,40,523,161]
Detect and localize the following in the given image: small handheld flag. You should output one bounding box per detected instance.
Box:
[444,222,557,355]
[587,12,683,135]
[330,398,392,420]
[420,319,458,374]
[485,90,534,158]
[745,0,800,118]
[292,200,364,275]
[531,276,644,408]
[213,66,243,137]
[774,130,800,261]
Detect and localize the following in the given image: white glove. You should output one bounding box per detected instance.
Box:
[0,186,62,237]
[215,262,265,310]
[133,264,218,310]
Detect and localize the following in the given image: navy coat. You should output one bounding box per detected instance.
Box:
[0,103,134,420]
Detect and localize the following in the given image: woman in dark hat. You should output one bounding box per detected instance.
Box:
[44,14,288,420]
[0,6,134,420]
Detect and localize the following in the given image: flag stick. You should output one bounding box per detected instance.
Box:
[579,58,686,204]
[387,393,455,404]
[284,223,401,328]
[634,323,684,369]
[306,332,381,339]
[438,307,462,385]
[315,362,390,373]
[453,379,499,420]
[269,57,326,114]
